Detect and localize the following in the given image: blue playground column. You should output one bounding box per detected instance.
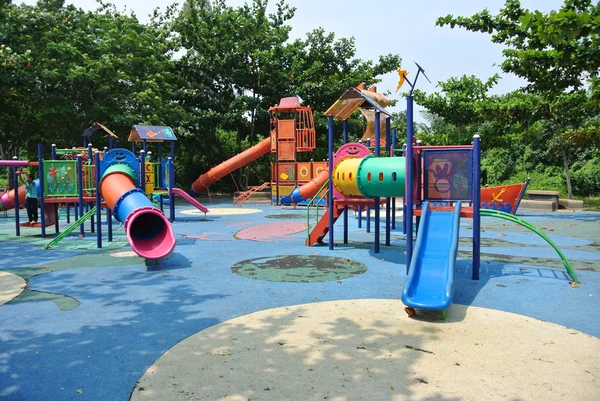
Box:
[374,111,381,254]
[327,116,334,250]
[95,151,102,249]
[139,150,146,191]
[391,129,397,230]
[38,143,46,238]
[12,158,20,236]
[168,157,175,222]
[77,155,85,236]
[473,135,481,280]
[405,96,415,274]
[385,116,391,246]
[343,120,349,244]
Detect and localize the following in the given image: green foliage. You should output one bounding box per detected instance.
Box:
[0,0,181,159]
[436,0,600,95]
[481,148,519,185]
[427,0,600,198]
[170,0,401,190]
[412,75,499,144]
[1,0,401,193]
[508,169,568,196]
[571,157,600,196]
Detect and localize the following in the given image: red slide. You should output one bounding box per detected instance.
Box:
[191,137,271,195]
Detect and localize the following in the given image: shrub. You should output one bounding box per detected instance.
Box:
[481,148,519,185]
[571,157,600,196]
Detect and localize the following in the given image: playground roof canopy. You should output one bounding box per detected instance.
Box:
[324,87,392,121]
[81,123,119,139]
[268,96,311,113]
[128,125,177,142]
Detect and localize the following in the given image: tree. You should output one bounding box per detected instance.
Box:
[412,74,499,144]
[436,0,600,197]
[0,0,181,161]
[171,0,401,190]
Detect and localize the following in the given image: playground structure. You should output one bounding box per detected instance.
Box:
[190,96,328,205]
[301,65,578,319]
[0,124,208,260]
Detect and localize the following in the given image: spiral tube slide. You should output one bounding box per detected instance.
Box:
[99,151,175,260]
[280,169,329,204]
[191,137,271,195]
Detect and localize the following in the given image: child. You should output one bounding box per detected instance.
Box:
[22,173,38,226]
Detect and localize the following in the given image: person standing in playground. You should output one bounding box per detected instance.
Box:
[21,173,38,226]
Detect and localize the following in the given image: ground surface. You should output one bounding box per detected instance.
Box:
[0,201,598,401]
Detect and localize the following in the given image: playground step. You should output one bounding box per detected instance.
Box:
[559,198,584,210]
[519,199,556,211]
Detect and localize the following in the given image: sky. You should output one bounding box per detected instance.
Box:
[21,0,566,120]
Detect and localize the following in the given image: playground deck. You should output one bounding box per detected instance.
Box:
[0,201,599,401]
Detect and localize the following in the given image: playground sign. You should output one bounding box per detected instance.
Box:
[423,149,471,201]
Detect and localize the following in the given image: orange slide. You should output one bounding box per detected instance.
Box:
[191,137,271,195]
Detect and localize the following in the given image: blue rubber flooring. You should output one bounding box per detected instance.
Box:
[0,202,598,401]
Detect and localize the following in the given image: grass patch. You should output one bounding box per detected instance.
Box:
[583,196,600,211]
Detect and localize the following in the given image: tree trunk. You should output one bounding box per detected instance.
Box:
[561,148,573,199]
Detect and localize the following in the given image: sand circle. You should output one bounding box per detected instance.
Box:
[131,300,599,401]
[0,271,27,306]
[181,208,262,216]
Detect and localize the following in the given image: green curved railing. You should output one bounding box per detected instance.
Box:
[480,209,579,283]
[306,179,329,244]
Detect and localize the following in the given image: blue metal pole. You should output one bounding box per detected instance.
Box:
[131,141,136,154]
[402,143,407,235]
[89,201,94,234]
[374,112,381,253]
[139,150,146,191]
[51,144,56,160]
[385,117,391,246]
[38,143,46,238]
[83,136,87,148]
[107,205,113,242]
[473,135,481,280]
[168,157,175,222]
[357,206,362,228]
[77,155,84,236]
[95,151,102,249]
[391,128,397,230]
[327,116,334,250]
[12,158,20,236]
[66,203,70,223]
[406,95,415,274]
[87,143,93,163]
[343,119,348,243]
[366,135,371,233]
[170,141,175,161]
[142,139,147,153]
[109,137,113,150]
[157,142,163,188]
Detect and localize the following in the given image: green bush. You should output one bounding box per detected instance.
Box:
[481,148,519,185]
[571,157,600,196]
[502,168,567,197]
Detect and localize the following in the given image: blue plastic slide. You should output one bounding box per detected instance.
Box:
[402,201,461,312]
